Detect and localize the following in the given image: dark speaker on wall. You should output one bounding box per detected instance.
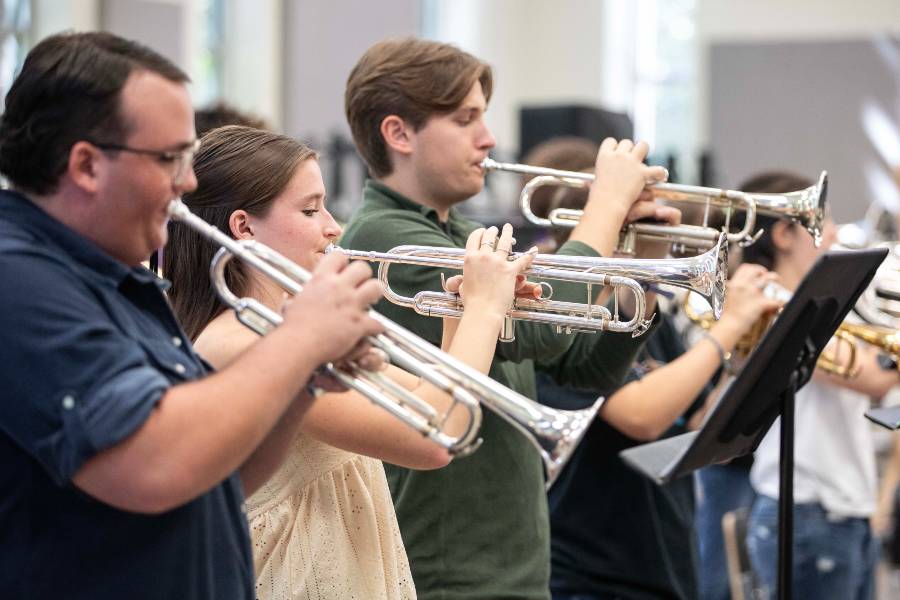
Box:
[518,105,634,160]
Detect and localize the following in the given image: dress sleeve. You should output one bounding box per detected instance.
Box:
[0,251,172,484]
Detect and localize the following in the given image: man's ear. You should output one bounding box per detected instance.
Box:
[380,115,414,157]
[229,209,254,240]
[67,141,102,194]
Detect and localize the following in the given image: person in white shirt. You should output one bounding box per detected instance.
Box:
[740,172,900,600]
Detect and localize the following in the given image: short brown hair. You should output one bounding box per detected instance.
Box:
[164,125,317,339]
[0,31,188,195]
[344,37,493,178]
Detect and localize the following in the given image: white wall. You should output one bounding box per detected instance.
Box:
[32,0,101,39]
[281,0,420,141]
[426,0,612,157]
[696,0,900,222]
[697,0,900,43]
[696,0,900,149]
[102,0,189,73]
[221,0,283,129]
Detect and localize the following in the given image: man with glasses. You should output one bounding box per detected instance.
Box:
[0,32,383,599]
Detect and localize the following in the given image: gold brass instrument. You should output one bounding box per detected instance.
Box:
[332,231,727,342]
[684,283,859,378]
[481,157,829,253]
[167,198,601,486]
[835,322,900,370]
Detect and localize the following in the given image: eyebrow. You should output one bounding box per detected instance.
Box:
[166,139,198,152]
[298,191,326,203]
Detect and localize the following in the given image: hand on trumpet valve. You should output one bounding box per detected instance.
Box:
[280,251,385,366]
[586,138,669,220]
[718,264,783,333]
[623,202,683,260]
[441,225,538,319]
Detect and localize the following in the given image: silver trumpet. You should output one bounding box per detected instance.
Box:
[167,198,601,487]
[330,244,651,341]
[481,157,829,252]
[333,231,728,330]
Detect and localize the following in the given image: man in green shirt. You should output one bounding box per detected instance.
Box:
[340,37,677,600]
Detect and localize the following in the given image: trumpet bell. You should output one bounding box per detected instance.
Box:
[536,396,605,488]
[752,170,828,246]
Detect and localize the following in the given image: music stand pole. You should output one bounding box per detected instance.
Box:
[777,373,798,600]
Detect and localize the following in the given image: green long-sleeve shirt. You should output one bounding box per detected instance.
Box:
[340,180,654,600]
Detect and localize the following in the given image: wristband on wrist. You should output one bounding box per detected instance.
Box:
[701,330,734,375]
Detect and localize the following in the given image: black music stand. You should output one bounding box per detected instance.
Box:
[620,248,887,600]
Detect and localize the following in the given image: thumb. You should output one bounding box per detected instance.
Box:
[443,274,463,293]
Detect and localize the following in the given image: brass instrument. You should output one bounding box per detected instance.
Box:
[167,199,601,486]
[836,322,900,370]
[684,284,859,378]
[481,157,828,253]
[332,232,728,344]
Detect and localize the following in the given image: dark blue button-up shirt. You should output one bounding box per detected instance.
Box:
[0,190,253,599]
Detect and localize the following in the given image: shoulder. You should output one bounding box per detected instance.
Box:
[193,312,259,369]
[342,209,453,252]
[557,239,601,258]
[0,245,95,319]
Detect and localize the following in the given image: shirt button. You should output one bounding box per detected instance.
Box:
[172,337,183,348]
[62,395,75,410]
[174,363,187,375]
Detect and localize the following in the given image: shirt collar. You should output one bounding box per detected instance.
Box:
[0,190,153,288]
[363,179,466,227]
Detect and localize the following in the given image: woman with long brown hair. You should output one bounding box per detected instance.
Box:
[165,125,534,600]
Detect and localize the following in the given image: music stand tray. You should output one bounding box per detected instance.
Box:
[620,248,887,600]
[865,405,900,430]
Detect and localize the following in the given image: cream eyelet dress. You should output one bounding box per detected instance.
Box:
[245,433,416,599]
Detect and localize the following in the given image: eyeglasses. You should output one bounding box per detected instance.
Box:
[90,138,201,185]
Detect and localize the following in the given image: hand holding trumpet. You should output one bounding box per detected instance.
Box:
[568,138,671,258]
[442,225,540,321]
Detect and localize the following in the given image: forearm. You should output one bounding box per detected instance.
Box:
[74,327,324,513]
[297,308,507,470]
[441,316,460,352]
[876,438,900,522]
[568,202,628,257]
[602,333,723,441]
[815,345,900,399]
